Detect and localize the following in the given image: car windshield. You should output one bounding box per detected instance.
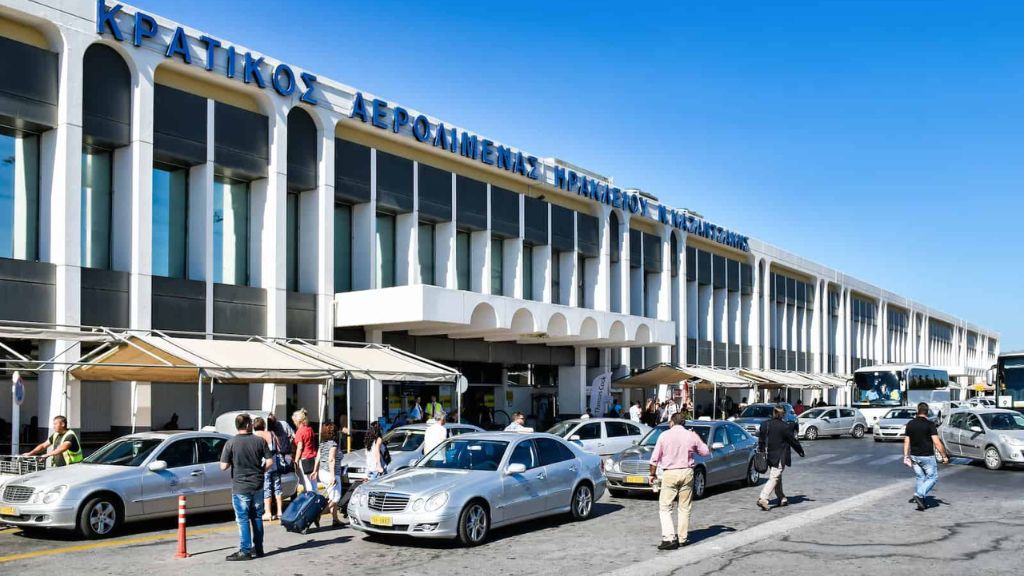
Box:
[83,437,163,466]
[884,409,916,420]
[980,412,1024,430]
[546,421,577,437]
[641,426,667,446]
[419,439,508,471]
[800,409,827,420]
[641,424,710,446]
[383,429,425,452]
[741,405,773,418]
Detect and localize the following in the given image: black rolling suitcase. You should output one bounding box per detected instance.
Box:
[281,490,327,534]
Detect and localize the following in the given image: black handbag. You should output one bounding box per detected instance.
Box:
[753,449,769,474]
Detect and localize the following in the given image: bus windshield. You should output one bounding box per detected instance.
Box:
[854,371,903,406]
[1001,357,1024,410]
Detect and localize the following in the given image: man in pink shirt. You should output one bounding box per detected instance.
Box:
[649,412,710,550]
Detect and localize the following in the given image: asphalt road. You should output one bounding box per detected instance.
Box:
[1,436,1020,575]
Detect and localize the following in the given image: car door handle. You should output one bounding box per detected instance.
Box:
[190,470,204,477]
[535,473,546,480]
[569,465,577,472]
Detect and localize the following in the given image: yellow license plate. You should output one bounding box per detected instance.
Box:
[624,475,648,485]
[369,515,393,527]
[0,506,17,516]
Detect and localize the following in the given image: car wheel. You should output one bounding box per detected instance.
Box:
[608,488,628,498]
[851,425,865,439]
[692,467,707,500]
[984,446,1003,471]
[78,496,120,539]
[570,483,594,521]
[804,427,819,441]
[456,500,490,546]
[873,437,881,442]
[745,459,760,487]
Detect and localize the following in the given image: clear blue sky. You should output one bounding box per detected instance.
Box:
[132,0,1023,351]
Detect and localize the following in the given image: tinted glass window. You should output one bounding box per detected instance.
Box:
[713,427,728,446]
[535,438,573,466]
[508,440,536,469]
[449,427,475,437]
[726,425,748,444]
[575,422,602,440]
[685,425,712,444]
[948,413,964,429]
[840,409,856,418]
[965,414,983,430]
[160,440,197,468]
[626,423,641,436]
[196,437,226,464]
[605,421,634,438]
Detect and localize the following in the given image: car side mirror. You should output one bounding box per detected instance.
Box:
[970,426,983,434]
[632,440,639,446]
[569,435,581,442]
[711,442,725,450]
[505,463,527,475]
[148,460,167,472]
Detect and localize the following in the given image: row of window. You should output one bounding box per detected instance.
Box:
[929,320,954,343]
[852,297,878,325]
[770,272,815,308]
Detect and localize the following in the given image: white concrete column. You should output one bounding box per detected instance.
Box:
[557,347,588,414]
[505,193,525,298]
[351,150,376,291]
[435,172,456,288]
[472,184,492,294]
[37,32,89,432]
[593,206,612,312]
[314,117,335,342]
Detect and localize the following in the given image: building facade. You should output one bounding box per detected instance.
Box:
[0,0,999,440]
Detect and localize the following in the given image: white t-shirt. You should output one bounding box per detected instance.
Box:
[629,405,642,422]
[665,402,679,417]
[423,422,446,455]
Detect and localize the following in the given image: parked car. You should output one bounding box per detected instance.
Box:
[0,431,295,538]
[347,432,605,545]
[545,418,650,456]
[604,420,759,499]
[733,403,798,436]
[340,423,484,484]
[965,396,997,408]
[939,408,1024,470]
[872,407,937,442]
[797,407,868,440]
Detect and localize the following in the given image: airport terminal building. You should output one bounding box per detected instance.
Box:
[0,0,999,441]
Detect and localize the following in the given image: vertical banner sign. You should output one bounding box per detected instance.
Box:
[588,372,612,416]
[11,371,24,456]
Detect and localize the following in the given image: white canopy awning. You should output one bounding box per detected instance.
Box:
[69,335,462,385]
[613,364,757,390]
[740,369,820,388]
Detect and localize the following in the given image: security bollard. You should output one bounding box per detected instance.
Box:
[175,495,190,559]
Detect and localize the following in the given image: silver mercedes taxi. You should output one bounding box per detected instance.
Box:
[0,431,295,538]
[347,432,605,546]
[603,420,759,499]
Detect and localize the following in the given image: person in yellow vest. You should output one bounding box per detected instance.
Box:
[424,395,444,422]
[23,415,83,467]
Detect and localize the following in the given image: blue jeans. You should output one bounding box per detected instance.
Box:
[231,491,265,555]
[910,455,938,498]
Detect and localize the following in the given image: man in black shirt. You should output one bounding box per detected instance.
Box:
[220,413,272,561]
[903,402,948,511]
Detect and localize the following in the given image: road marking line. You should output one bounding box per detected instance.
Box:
[600,465,969,576]
[872,454,904,465]
[831,455,872,465]
[800,454,835,464]
[0,523,241,564]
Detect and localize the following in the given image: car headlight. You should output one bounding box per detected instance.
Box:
[411,498,425,512]
[604,458,615,470]
[425,492,449,512]
[999,434,1024,447]
[30,485,67,505]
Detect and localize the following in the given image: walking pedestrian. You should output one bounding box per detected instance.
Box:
[365,421,386,480]
[663,397,679,422]
[409,396,423,423]
[312,421,344,527]
[220,413,272,561]
[423,412,447,454]
[903,402,949,511]
[757,406,805,511]
[22,415,83,467]
[253,417,284,521]
[649,412,710,550]
[291,409,317,492]
[629,401,642,423]
[425,395,444,422]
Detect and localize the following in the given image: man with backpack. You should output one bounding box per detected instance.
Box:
[220,413,272,561]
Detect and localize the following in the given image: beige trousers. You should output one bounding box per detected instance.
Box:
[658,468,694,541]
[759,464,785,502]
